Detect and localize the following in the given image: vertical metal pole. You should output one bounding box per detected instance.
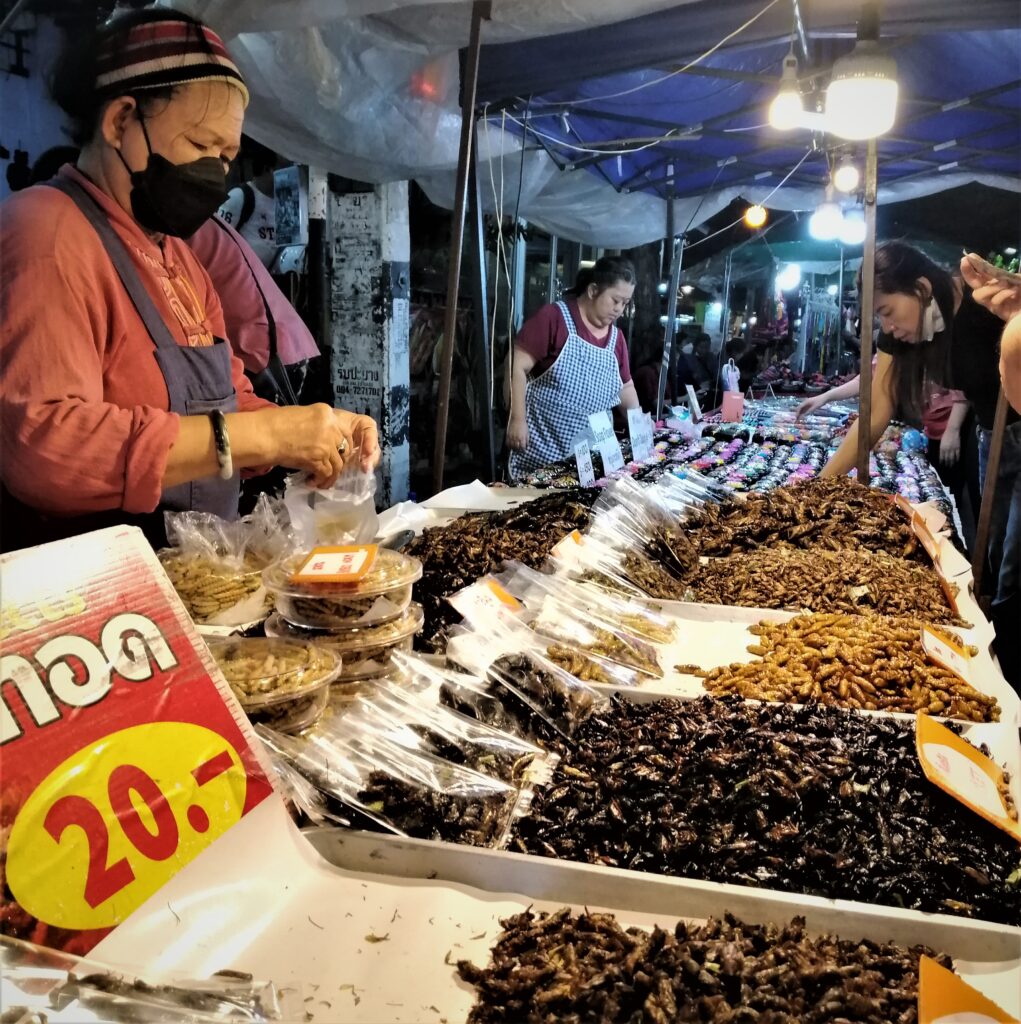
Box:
[856,138,879,483]
[546,235,558,303]
[971,389,1009,597]
[720,251,734,350]
[306,166,330,389]
[432,0,491,495]
[836,246,845,371]
[466,135,496,482]
[656,233,686,421]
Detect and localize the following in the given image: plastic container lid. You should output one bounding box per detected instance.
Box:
[263,549,422,602]
[207,637,341,732]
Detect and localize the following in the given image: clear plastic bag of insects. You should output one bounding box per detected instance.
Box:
[354,681,548,785]
[496,561,679,647]
[0,935,286,1023]
[302,714,517,847]
[159,495,290,626]
[446,616,601,745]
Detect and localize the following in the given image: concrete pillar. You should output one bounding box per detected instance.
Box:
[328,182,411,506]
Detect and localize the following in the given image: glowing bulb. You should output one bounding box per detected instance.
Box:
[825,44,899,140]
[827,284,839,296]
[659,315,669,325]
[657,281,669,295]
[741,321,748,330]
[1005,246,1018,256]
[710,301,723,313]
[744,204,768,229]
[681,284,694,295]
[768,52,803,131]
[840,208,867,246]
[749,315,758,325]
[776,263,802,291]
[833,160,860,193]
[810,201,844,241]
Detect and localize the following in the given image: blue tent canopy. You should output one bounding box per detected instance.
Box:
[473,3,1020,206]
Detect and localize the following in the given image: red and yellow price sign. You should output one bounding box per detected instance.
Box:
[0,526,272,952]
[7,723,248,930]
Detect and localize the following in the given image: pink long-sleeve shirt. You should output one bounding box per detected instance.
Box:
[0,165,268,519]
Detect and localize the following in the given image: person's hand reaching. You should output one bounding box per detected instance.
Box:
[961,253,1021,322]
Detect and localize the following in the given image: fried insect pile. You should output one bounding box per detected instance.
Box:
[512,697,1021,924]
[458,908,948,1024]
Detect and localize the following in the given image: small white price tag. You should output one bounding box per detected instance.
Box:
[588,410,624,473]
[627,408,655,463]
[449,577,523,624]
[574,441,596,487]
[685,385,703,422]
[292,545,378,584]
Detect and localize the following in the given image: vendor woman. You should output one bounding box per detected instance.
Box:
[507,256,639,479]
[821,241,1019,685]
[0,10,378,552]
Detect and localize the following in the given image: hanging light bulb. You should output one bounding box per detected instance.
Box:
[681,284,694,295]
[657,280,669,295]
[810,187,844,241]
[833,156,861,193]
[827,283,839,296]
[749,314,758,326]
[777,263,802,291]
[825,36,898,140]
[840,207,867,246]
[768,51,803,130]
[744,204,768,229]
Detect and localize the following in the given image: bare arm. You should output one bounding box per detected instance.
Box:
[820,353,896,478]
[619,380,640,410]
[507,346,536,450]
[797,375,861,419]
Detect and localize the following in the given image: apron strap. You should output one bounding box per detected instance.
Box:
[45,178,181,353]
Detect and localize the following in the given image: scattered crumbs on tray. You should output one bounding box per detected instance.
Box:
[365,932,390,943]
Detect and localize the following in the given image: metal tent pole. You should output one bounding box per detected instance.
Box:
[856,138,879,483]
[432,0,491,495]
[656,232,686,421]
[466,134,496,483]
[971,389,1009,598]
[836,245,846,370]
[547,235,559,303]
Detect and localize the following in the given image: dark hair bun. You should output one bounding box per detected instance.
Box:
[569,255,637,298]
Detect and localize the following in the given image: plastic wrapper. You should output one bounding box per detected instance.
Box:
[499,562,678,647]
[283,462,378,547]
[444,615,601,744]
[264,602,424,681]
[347,682,545,785]
[280,712,516,846]
[263,549,422,629]
[159,497,291,626]
[0,935,284,1023]
[206,636,340,733]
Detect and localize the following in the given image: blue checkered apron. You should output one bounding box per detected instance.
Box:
[509,301,623,480]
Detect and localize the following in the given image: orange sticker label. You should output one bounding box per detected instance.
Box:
[917,955,1017,1023]
[916,715,1021,843]
[291,545,378,585]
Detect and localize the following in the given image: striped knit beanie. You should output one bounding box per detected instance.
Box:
[95,14,249,107]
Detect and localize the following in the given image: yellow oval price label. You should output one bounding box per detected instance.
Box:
[6,722,248,930]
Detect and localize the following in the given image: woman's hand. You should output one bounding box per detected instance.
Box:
[961,254,1021,322]
[265,404,376,488]
[939,426,961,466]
[506,414,529,451]
[796,395,825,420]
[335,409,381,472]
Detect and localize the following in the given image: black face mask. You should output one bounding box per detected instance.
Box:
[118,116,228,238]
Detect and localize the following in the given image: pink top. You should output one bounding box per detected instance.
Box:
[0,165,268,518]
[922,386,967,441]
[515,298,631,383]
[187,218,320,373]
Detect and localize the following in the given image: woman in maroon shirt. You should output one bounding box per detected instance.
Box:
[507,257,640,479]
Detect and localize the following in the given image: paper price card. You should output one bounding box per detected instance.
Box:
[0,527,273,953]
[921,625,973,683]
[627,408,655,463]
[916,714,1021,842]
[291,544,377,584]
[588,410,625,473]
[685,385,703,422]
[918,955,1017,1023]
[551,530,585,562]
[449,577,523,624]
[574,440,596,487]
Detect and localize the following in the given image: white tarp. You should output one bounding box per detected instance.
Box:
[171,1,1021,246]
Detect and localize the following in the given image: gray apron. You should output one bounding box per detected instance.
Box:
[1,179,239,551]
